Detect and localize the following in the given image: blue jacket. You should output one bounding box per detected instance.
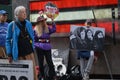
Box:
[6,20,34,61]
[0,22,8,46]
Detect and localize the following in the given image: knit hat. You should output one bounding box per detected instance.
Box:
[36,15,47,23]
[0,10,8,15]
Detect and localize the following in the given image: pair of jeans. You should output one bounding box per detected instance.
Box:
[35,47,56,79]
[80,50,94,77]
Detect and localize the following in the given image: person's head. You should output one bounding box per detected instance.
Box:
[86,29,93,40]
[76,27,86,40]
[34,15,48,37]
[85,19,92,27]
[14,6,27,21]
[0,10,8,23]
[36,15,47,27]
[95,30,104,39]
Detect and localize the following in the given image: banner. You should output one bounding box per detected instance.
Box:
[44,2,59,19]
[0,59,33,80]
[70,25,105,51]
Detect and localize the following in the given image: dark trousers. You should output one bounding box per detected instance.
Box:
[35,47,56,79]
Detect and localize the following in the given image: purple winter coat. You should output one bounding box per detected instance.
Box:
[34,23,56,50]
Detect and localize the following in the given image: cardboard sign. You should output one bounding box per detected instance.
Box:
[0,59,33,80]
[51,49,69,76]
[44,2,59,19]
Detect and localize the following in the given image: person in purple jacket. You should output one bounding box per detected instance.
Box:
[34,15,56,80]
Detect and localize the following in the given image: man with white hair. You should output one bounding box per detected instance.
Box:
[5,6,37,80]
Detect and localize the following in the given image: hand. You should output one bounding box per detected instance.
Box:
[50,15,54,22]
[8,57,12,63]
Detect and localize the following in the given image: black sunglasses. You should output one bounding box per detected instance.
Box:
[3,14,8,16]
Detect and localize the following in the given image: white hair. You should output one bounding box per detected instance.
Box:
[14,6,25,19]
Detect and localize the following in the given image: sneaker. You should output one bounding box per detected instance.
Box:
[83,72,89,80]
[39,77,44,80]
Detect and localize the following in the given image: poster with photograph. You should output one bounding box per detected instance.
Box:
[70,25,105,51]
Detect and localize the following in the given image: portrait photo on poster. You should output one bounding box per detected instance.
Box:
[70,25,105,51]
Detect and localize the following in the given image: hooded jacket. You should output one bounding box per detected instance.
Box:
[6,20,34,60]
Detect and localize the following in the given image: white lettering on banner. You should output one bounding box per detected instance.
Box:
[0,59,33,80]
[45,6,58,14]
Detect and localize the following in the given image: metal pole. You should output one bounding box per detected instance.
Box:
[91,8,98,27]
[111,8,116,45]
[118,0,120,32]
[103,51,113,80]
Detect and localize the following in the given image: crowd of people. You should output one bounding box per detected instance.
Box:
[0,5,57,80]
[0,5,103,80]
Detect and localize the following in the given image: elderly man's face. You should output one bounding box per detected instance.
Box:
[18,8,27,21]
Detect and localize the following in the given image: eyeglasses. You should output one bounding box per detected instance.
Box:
[3,14,8,16]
